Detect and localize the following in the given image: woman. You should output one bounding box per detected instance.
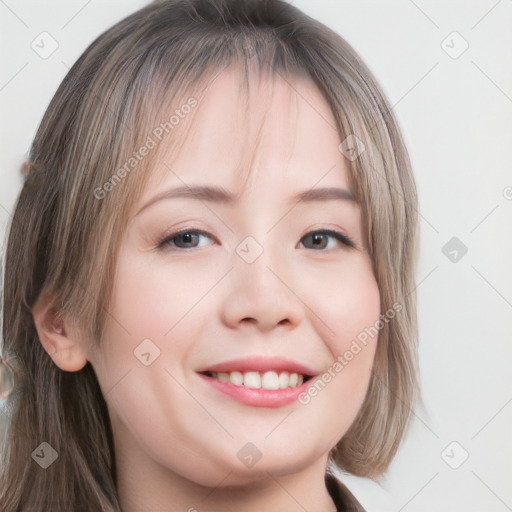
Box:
[0,0,419,510]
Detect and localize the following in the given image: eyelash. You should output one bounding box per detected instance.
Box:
[156,228,356,251]
[300,229,356,250]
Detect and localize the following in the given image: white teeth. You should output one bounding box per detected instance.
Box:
[278,372,289,389]
[229,371,243,386]
[261,371,279,390]
[244,371,261,388]
[210,370,306,389]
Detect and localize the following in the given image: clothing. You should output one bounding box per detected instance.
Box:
[326,473,366,512]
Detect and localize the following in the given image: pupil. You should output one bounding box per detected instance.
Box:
[312,234,324,247]
[179,233,196,246]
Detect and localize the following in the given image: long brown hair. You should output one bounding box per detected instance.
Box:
[0,1,419,509]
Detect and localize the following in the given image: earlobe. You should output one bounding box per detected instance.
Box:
[31,293,89,372]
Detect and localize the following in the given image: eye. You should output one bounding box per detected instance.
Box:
[158,229,215,250]
[299,229,355,250]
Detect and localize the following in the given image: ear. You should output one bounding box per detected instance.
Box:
[31,292,89,372]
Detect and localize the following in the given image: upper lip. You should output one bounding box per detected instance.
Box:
[198,356,317,376]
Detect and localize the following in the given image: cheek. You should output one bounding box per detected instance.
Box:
[109,257,196,335]
[88,252,189,393]
[303,254,381,352]
[90,250,221,428]
[89,260,222,480]
[297,255,380,431]
[103,251,217,355]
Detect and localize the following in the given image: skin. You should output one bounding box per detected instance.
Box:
[33,67,380,511]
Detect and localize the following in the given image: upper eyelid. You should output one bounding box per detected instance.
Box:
[157,228,215,247]
[300,229,356,249]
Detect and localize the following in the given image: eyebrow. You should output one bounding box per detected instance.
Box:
[136,184,356,216]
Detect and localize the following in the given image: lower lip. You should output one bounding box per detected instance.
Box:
[199,374,311,408]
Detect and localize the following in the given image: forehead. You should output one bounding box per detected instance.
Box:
[141,66,351,202]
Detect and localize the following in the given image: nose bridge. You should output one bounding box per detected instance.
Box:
[235,221,291,285]
[237,235,278,289]
[220,231,302,332]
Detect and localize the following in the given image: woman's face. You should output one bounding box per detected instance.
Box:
[88,68,380,486]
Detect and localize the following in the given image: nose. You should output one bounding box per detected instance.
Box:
[220,245,303,333]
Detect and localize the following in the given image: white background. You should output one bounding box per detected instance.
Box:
[1,1,511,511]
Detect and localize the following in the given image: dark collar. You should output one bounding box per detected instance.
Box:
[325,473,366,512]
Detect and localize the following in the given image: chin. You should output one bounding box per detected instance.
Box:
[183,440,328,487]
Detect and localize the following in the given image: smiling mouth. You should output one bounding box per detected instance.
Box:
[200,370,313,390]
